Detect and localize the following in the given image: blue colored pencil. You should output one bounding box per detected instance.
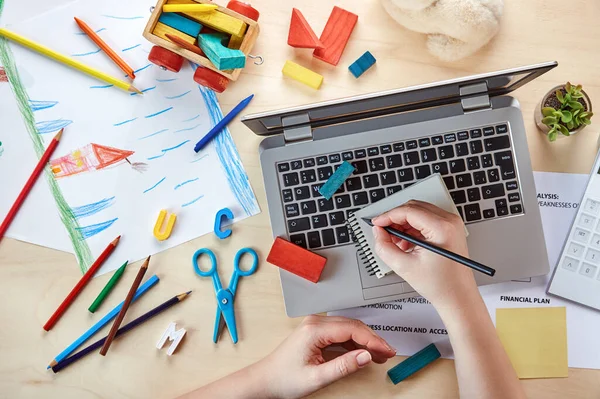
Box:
[47,274,160,368]
[193,94,254,153]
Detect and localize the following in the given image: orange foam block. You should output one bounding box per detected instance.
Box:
[288,8,323,49]
[267,237,327,283]
[313,6,358,66]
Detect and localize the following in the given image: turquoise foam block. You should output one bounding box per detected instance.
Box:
[198,33,246,70]
[348,51,376,78]
[319,161,355,200]
[158,13,203,37]
[387,343,441,384]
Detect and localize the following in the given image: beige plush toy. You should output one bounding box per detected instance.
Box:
[381,0,504,62]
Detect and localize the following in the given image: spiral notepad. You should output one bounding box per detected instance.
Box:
[347,174,466,278]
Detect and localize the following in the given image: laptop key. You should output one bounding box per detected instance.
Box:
[406,140,418,150]
[283,172,299,187]
[483,209,495,219]
[380,171,397,185]
[404,151,420,165]
[288,217,310,233]
[300,170,316,184]
[311,214,328,228]
[421,148,437,162]
[495,199,507,208]
[317,166,333,181]
[300,200,317,214]
[470,129,482,138]
[289,234,307,248]
[457,131,469,141]
[470,140,484,154]
[509,192,520,202]
[329,154,341,163]
[352,192,368,206]
[419,138,431,147]
[438,145,455,159]
[285,204,300,218]
[457,206,464,220]
[456,173,472,188]
[449,159,466,173]
[316,156,328,165]
[497,206,509,216]
[307,231,321,249]
[342,152,353,161]
[456,143,469,157]
[467,156,480,170]
[482,183,505,199]
[311,184,322,197]
[481,154,493,168]
[393,142,405,152]
[443,176,455,190]
[278,163,290,172]
[432,136,444,145]
[510,204,523,214]
[291,160,303,170]
[484,136,510,151]
[496,124,508,134]
[467,187,481,202]
[473,171,487,185]
[329,211,345,225]
[303,158,316,167]
[432,161,449,175]
[369,157,386,172]
[370,188,385,203]
[464,203,482,222]
[483,126,495,136]
[354,149,367,158]
[404,182,415,189]
[415,165,432,179]
[444,133,456,143]
[380,144,392,154]
[494,151,516,180]
[386,185,403,195]
[345,177,362,191]
[363,174,380,188]
[367,147,379,156]
[386,154,403,169]
[294,186,310,200]
[450,190,467,204]
[398,168,414,182]
[318,198,334,212]
[282,189,293,202]
[321,229,335,246]
[506,181,518,191]
[336,226,351,243]
[334,194,351,209]
[352,160,368,174]
[487,168,500,182]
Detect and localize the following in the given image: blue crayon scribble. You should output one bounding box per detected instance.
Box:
[29,100,58,112]
[145,107,173,118]
[147,154,165,160]
[183,114,200,122]
[174,178,199,190]
[75,28,106,35]
[114,117,137,127]
[72,48,102,57]
[175,124,201,133]
[190,154,209,163]
[143,177,166,193]
[156,78,177,82]
[147,140,190,160]
[71,197,116,219]
[102,14,144,20]
[130,86,156,96]
[165,90,191,100]
[36,119,73,134]
[90,84,114,89]
[76,218,118,240]
[139,128,168,140]
[133,64,152,74]
[182,195,204,208]
[122,44,141,52]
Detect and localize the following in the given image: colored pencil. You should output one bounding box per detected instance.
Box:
[99,256,150,355]
[0,28,142,94]
[43,235,121,331]
[362,218,496,276]
[74,17,136,80]
[0,129,63,242]
[88,260,128,313]
[47,275,160,368]
[162,4,218,13]
[194,94,254,152]
[52,291,191,373]
[165,33,205,56]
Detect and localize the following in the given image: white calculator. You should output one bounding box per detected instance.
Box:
[548,152,600,310]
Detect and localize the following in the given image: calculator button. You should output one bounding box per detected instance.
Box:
[578,213,596,229]
[561,257,579,272]
[586,249,600,264]
[584,199,600,215]
[567,242,585,258]
[591,234,600,248]
[573,228,591,244]
[580,263,598,278]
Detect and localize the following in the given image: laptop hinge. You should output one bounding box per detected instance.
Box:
[460,82,491,112]
[282,114,313,144]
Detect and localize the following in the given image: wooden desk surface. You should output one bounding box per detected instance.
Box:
[2,0,600,397]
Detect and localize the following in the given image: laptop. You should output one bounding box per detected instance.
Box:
[242,62,556,317]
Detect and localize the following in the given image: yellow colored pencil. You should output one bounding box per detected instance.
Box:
[162,4,218,13]
[0,28,142,94]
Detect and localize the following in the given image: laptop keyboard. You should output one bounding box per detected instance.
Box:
[276,123,524,250]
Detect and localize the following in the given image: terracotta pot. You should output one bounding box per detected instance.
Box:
[534,85,592,139]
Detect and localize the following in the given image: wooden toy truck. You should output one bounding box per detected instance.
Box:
[143,0,260,92]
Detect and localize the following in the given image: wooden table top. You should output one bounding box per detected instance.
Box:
[1,0,600,397]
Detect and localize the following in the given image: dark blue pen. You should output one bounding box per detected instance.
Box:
[194,94,254,153]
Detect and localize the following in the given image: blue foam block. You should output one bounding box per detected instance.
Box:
[387,343,441,384]
[159,13,203,38]
[348,51,376,78]
[319,161,355,200]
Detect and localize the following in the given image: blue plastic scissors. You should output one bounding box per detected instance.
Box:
[192,247,259,344]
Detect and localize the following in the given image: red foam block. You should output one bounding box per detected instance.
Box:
[288,8,323,49]
[267,237,327,283]
[313,6,358,66]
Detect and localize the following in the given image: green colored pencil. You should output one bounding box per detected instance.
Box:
[88,261,128,313]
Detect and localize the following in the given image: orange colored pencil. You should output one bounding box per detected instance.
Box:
[165,33,205,56]
[43,235,121,331]
[74,17,136,80]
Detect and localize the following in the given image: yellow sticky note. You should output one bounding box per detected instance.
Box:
[496,307,568,379]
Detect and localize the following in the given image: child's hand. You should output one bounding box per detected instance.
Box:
[258,315,395,399]
[371,200,478,310]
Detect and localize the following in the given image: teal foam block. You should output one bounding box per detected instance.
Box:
[348,51,376,78]
[198,33,246,70]
[387,343,441,384]
[319,161,355,200]
[158,13,203,37]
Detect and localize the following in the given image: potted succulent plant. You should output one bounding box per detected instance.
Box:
[534,82,593,141]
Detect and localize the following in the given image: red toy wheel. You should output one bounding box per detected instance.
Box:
[193,67,230,93]
[226,1,259,21]
[148,46,184,73]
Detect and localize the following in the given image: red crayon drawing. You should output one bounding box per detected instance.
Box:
[0,67,8,83]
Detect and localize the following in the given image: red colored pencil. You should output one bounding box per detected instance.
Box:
[0,129,63,242]
[43,235,121,331]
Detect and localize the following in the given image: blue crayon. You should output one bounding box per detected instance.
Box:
[319,161,355,200]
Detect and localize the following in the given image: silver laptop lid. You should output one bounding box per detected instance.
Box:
[242,61,557,137]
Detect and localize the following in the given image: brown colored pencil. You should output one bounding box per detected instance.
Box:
[74,17,136,80]
[99,256,150,355]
